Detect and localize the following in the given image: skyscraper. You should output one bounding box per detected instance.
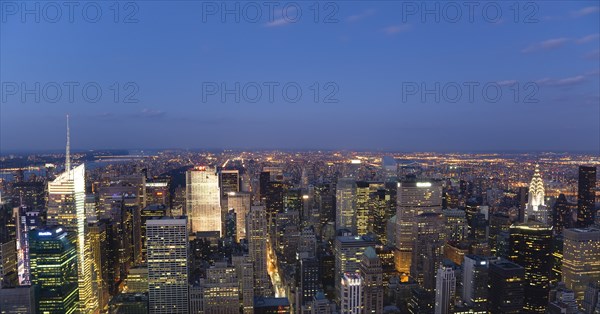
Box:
[488,259,525,314]
[434,266,456,314]
[334,235,376,302]
[219,169,240,197]
[202,262,240,314]
[186,166,222,235]
[147,216,189,314]
[226,191,251,242]
[359,247,383,314]
[411,213,444,290]
[526,164,548,223]
[562,227,600,303]
[395,178,443,274]
[336,178,356,233]
[577,166,597,227]
[29,226,79,314]
[462,255,492,311]
[552,194,573,235]
[509,221,553,313]
[246,206,270,297]
[340,272,363,314]
[46,117,96,314]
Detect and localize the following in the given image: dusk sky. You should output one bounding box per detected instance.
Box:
[1,1,599,152]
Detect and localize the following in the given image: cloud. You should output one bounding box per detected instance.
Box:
[584,50,600,60]
[134,109,167,118]
[264,6,298,27]
[265,18,291,27]
[576,33,600,44]
[536,75,586,87]
[346,9,376,22]
[522,38,569,53]
[381,24,411,35]
[497,80,517,87]
[570,6,600,18]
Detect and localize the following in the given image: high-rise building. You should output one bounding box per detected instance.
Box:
[246,206,270,297]
[203,262,240,314]
[526,165,548,223]
[488,259,525,314]
[547,282,579,314]
[395,178,443,274]
[582,281,600,313]
[88,221,110,312]
[336,178,356,233]
[140,204,167,263]
[220,169,240,197]
[359,247,383,314]
[0,202,17,289]
[147,216,189,314]
[15,206,42,285]
[462,255,493,311]
[334,235,375,302]
[434,266,456,314]
[47,145,96,313]
[0,285,36,313]
[509,221,552,313]
[562,227,600,303]
[411,213,444,290]
[186,166,222,235]
[553,194,574,234]
[227,191,251,242]
[577,166,597,227]
[232,254,254,313]
[299,257,320,306]
[29,226,79,314]
[340,272,362,314]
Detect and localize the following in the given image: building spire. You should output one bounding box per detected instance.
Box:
[66,114,71,172]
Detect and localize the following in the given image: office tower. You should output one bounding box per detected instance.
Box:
[462,255,492,311]
[147,216,189,314]
[582,281,600,313]
[517,186,528,222]
[310,292,333,314]
[509,221,552,313]
[203,262,240,314]
[145,179,170,206]
[547,282,579,314]
[551,234,564,285]
[88,221,110,312]
[467,212,487,241]
[0,285,36,313]
[246,206,270,297]
[395,178,443,274]
[0,203,17,289]
[359,247,383,314]
[264,181,290,228]
[232,254,254,314]
[140,204,167,262]
[336,178,356,233]
[47,142,96,314]
[488,259,525,314]
[259,171,271,202]
[411,213,444,290]
[577,166,597,227]
[124,266,148,293]
[553,194,574,235]
[355,181,375,236]
[299,257,320,306]
[334,235,375,302]
[407,287,435,314]
[29,226,79,314]
[489,212,511,255]
[340,272,363,314]
[220,169,240,197]
[563,228,600,302]
[443,209,467,243]
[526,164,548,223]
[12,181,45,209]
[186,166,222,235]
[434,266,456,314]
[227,191,251,241]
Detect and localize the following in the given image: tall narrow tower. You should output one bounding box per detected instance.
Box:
[526,165,547,223]
[65,114,71,174]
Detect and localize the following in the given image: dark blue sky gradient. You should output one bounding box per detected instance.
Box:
[1,1,599,152]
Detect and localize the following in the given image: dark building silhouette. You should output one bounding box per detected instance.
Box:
[577,166,596,227]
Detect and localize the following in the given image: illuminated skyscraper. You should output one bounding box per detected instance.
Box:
[434,266,456,314]
[340,272,363,314]
[336,178,356,233]
[186,166,222,235]
[359,247,383,314]
[411,213,444,290]
[488,259,525,314]
[462,255,492,311]
[46,117,96,314]
[246,206,270,297]
[509,221,553,313]
[226,191,251,242]
[203,262,240,314]
[577,166,597,227]
[526,165,548,223]
[334,235,375,303]
[395,178,443,274]
[29,226,79,314]
[147,216,189,314]
[562,227,600,303]
[220,169,240,197]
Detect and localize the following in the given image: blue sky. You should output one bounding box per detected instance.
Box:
[1,1,599,152]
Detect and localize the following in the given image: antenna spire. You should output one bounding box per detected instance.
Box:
[66,115,71,172]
